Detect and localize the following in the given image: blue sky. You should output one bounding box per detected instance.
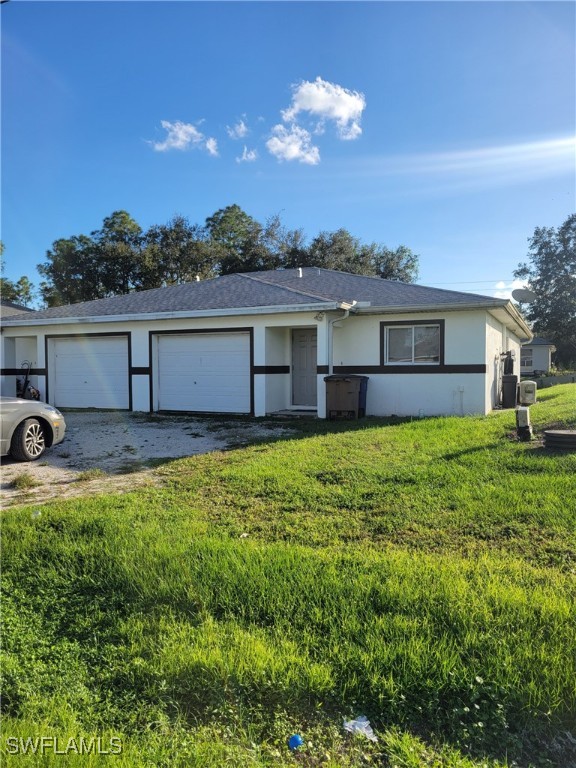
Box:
[2,1,574,301]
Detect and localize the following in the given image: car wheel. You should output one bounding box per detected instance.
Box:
[11,418,46,461]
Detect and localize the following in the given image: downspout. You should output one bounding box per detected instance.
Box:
[328,301,356,374]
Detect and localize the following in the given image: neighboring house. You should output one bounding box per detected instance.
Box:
[0,268,532,418]
[520,337,556,376]
[0,299,35,318]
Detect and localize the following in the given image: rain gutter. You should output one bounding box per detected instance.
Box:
[0,302,342,328]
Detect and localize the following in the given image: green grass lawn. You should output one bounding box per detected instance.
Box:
[2,385,575,767]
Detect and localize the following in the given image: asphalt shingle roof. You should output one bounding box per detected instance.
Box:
[2,268,508,323]
[0,300,36,318]
[523,337,554,346]
[248,268,506,308]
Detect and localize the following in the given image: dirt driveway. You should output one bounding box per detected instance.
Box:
[1,411,295,508]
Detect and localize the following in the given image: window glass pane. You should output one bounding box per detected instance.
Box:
[387,327,413,362]
[414,325,440,362]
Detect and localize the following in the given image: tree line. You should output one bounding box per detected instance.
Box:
[2,208,574,367]
[30,205,419,307]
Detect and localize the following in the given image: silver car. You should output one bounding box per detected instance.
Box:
[0,397,66,461]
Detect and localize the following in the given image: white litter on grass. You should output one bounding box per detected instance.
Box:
[343,715,378,742]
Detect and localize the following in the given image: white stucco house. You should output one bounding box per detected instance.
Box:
[0,268,532,418]
[520,337,556,376]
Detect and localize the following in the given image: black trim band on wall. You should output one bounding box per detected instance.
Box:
[1,368,47,377]
[316,365,329,375]
[253,365,290,374]
[130,367,151,376]
[332,364,486,375]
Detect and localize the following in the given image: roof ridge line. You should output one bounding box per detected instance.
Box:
[304,267,503,302]
[238,271,339,304]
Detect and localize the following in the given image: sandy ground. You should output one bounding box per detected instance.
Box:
[1,411,295,508]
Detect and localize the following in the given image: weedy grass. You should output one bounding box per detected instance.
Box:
[7,472,41,490]
[1,384,575,767]
[75,468,107,482]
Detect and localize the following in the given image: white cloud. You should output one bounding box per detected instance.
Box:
[266,124,320,165]
[151,120,218,156]
[494,279,526,300]
[205,137,219,156]
[152,120,204,151]
[281,77,366,140]
[236,146,258,163]
[227,119,249,139]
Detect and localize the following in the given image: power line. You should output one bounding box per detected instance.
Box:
[424,280,518,286]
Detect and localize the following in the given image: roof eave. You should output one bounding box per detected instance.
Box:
[0,301,342,327]
[355,300,533,340]
[354,300,507,315]
[487,302,533,342]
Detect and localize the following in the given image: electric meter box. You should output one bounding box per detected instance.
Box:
[519,380,537,405]
[516,406,531,428]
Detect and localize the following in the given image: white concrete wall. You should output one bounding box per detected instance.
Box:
[361,373,486,417]
[1,312,324,415]
[0,336,41,398]
[485,312,523,409]
[2,308,507,417]
[332,311,489,416]
[264,327,290,414]
[485,312,505,411]
[0,337,16,396]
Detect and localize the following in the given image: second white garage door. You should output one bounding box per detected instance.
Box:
[52,336,129,409]
[156,332,251,413]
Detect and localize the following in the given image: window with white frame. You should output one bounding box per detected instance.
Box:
[521,351,533,368]
[384,323,441,365]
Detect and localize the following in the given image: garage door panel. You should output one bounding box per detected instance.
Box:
[53,337,129,409]
[157,333,251,413]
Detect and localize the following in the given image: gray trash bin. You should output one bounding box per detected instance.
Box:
[324,375,369,419]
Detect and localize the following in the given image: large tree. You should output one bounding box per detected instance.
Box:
[93,211,144,296]
[306,229,368,273]
[143,215,216,288]
[205,204,278,274]
[302,229,419,282]
[38,211,145,306]
[366,243,420,283]
[0,242,36,307]
[514,213,576,368]
[39,234,105,306]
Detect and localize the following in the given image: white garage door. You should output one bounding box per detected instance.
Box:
[52,336,129,409]
[157,332,251,413]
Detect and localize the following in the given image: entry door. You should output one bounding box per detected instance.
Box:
[292,329,317,406]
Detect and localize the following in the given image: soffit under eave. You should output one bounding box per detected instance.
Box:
[487,307,533,342]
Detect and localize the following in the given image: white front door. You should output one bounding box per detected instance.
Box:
[292,329,317,406]
[156,332,251,413]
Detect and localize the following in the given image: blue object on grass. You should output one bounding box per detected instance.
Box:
[288,734,303,750]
